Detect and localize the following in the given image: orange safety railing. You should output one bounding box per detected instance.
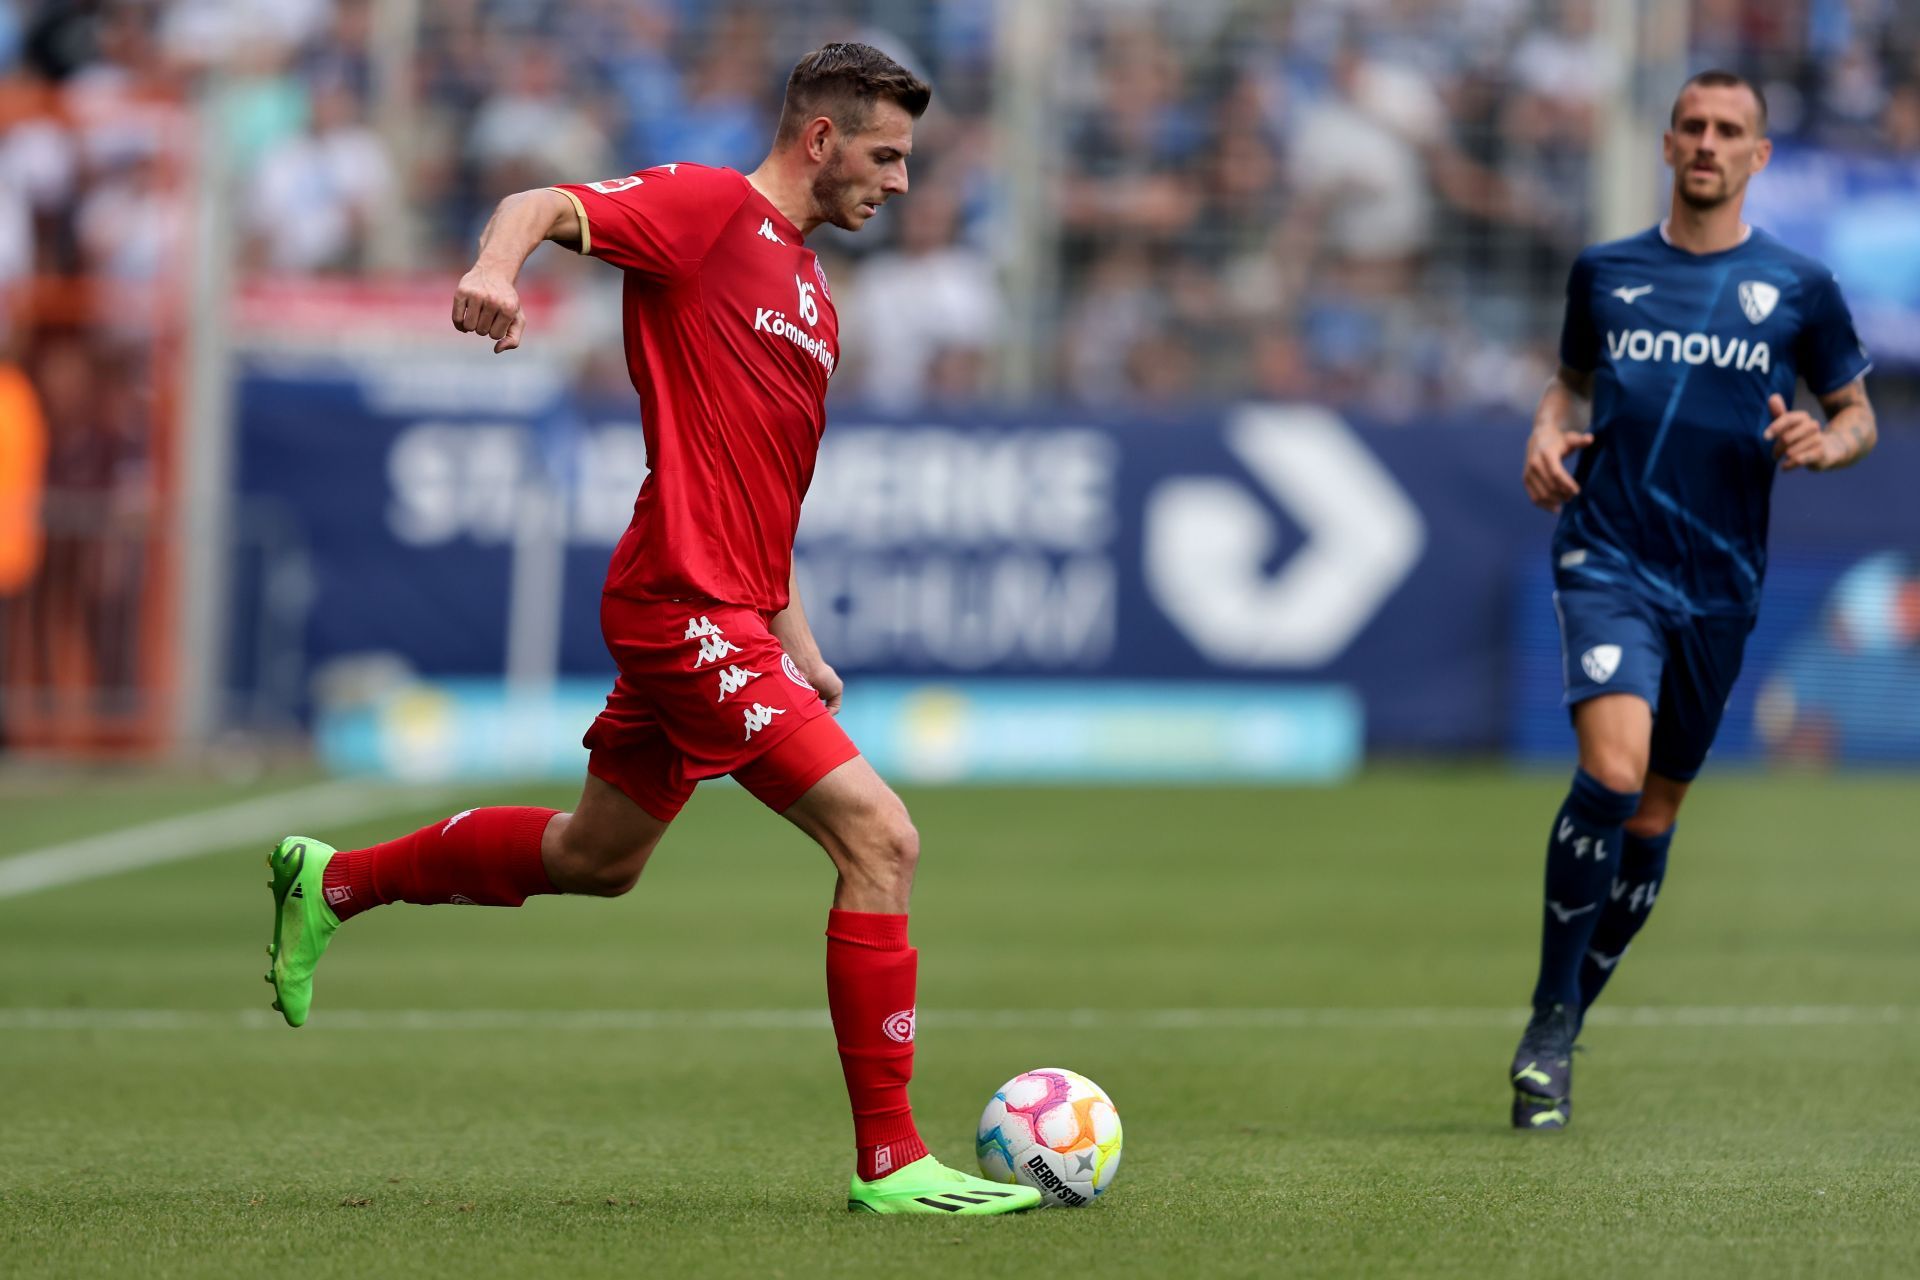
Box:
[1,83,195,757]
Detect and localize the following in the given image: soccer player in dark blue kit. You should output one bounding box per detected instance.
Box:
[1509,70,1879,1130]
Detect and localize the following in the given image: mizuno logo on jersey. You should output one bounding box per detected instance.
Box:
[1606,329,1770,372]
[753,308,835,375]
[743,702,786,739]
[1611,284,1653,304]
[716,664,761,700]
[758,218,783,244]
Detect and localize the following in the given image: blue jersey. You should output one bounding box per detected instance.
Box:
[1554,224,1871,618]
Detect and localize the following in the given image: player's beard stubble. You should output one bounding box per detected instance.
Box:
[811,147,866,231]
[1675,162,1743,211]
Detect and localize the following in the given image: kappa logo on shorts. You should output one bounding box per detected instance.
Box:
[1580,644,1622,684]
[780,653,814,690]
[684,616,741,668]
[743,702,786,740]
[882,1008,916,1043]
[716,664,762,701]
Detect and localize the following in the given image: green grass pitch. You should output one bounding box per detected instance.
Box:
[1,767,1916,1277]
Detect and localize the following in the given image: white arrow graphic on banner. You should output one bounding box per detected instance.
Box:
[1144,405,1425,667]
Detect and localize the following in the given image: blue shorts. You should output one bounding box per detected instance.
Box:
[1553,586,1755,782]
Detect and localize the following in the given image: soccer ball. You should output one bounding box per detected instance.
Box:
[976,1068,1123,1207]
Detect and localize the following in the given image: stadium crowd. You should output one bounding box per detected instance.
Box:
[1,0,1918,420]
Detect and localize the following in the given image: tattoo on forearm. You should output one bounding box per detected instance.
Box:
[1817,380,1877,466]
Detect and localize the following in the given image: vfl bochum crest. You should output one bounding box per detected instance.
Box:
[1738,280,1779,324]
[1581,645,1622,684]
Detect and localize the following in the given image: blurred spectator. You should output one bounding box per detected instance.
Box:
[467,39,611,185]
[646,16,769,171]
[843,181,999,411]
[1063,244,1168,404]
[75,140,184,308]
[0,167,27,340]
[157,0,329,70]
[1282,45,1443,297]
[0,3,20,74]
[246,75,392,273]
[597,1,681,162]
[0,0,1915,418]
[1506,0,1619,134]
[18,336,152,711]
[1059,21,1202,258]
[1886,80,1920,153]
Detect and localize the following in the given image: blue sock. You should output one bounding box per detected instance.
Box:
[1577,825,1673,1022]
[1529,769,1639,1012]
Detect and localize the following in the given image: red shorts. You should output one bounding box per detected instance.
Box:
[582,595,859,822]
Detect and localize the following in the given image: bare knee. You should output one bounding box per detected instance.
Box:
[838,804,920,902]
[1573,696,1652,797]
[547,812,657,898]
[1622,810,1674,840]
[1624,777,1688,838]
[1582,756,1645,796]
[572,857,646,898]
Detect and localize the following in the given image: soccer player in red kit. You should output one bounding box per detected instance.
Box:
[262,43,1040,1217]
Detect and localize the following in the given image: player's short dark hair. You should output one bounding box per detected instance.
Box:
[1671,70,1769,134]
[775,42,931,146]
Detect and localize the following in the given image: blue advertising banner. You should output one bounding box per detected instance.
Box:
[1746,143,1920,368]
[236,350,1920,761]
[315,677,1363,784]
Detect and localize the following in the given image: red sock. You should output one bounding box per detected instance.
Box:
[320,807,559,922]
[826,909,928,1181]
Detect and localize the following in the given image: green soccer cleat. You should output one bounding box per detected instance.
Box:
[264,836,342,1028]
[847,1155,1043,1215]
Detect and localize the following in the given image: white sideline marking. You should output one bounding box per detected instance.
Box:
[0,780,453,900]
[0,1006,1910,1033]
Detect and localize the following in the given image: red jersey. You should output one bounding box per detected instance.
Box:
[550,164,839,613]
